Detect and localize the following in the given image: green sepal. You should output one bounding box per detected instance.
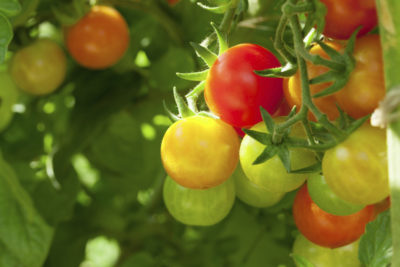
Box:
[173,87,196,118]
[311,71,347,98]
[260,107,275,133]
[176,69,209,81]
[309,70,336,85]
[196,111,219,119]
[292,254,315,267]
[252,145,278,165]
[210,22,228,54]
[163,101,180,122]
[336,104,350,130]
[256,63,298,78]
[316,40,342,62]
[0,0,21,17]
[290,161,321,174]
[197,1,231,14]
[242,128,271,145]
[190,42,218,67]
[345,115,370,135]
[277,146,291,173]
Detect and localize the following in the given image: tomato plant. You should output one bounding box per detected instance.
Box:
[239,119,316,193]
[307,173,364,216]
[292,234,361,267]
[161,115,239,189]
[9,39,66,95]
[319,0,377,40]
[293,184,375,248]
[232,164,285,208]
[205,44,283,128]
[0,72,19,131]
[323,123,389,205]
[65,5,129,69]
[163,176,235,226]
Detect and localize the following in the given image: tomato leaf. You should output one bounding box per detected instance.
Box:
[277,146,291,173]
[0,13,13,64]
[252,145,278,165]
[359,210,392,267]
[292,254,315,267]
[176,69,209,81]
[0,0,21,17]
[260,107,275,133]
[190,42,218,67]
[242,128,271,145]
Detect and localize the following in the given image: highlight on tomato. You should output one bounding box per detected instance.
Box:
[161,115,240,189]
[239,118,317,193]
[322,123,389,206]
[9,39,67,95]
[205,43,283,128]
[163,176,235,226]
[65,5,130,69]
[293,184,375,248]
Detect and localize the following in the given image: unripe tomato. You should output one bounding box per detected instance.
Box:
[319,0,377,40]
[323,123,389,205]
[205,44,283,128]
[65,5,129,69]
[307,173,364,216]
[0,72,19,131]
[9,39,67,95]
[284,42,342,121]
[292,234,361,267]
[163,176,235,226]
[161,116,240,189]
[293,185,375,248]
[239,118,317,193]
[232,164,285,208]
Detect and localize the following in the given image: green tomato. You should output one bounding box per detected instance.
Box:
[0,72,19,131]
[307,173,364,216]
[233,164,285,208]
[240,120,317,193]
[292,234,361,267]
[163,176,235,226]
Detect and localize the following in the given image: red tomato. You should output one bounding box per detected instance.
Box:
[65,5,129,69]
[167,0,180,5]
[205,44,283,128]
[319,0,377,40]
[293,185,375,248]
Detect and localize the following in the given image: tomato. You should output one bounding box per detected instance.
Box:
[292,234,361,267]
[9,39,67,95]
[205,44,283,128]
[319,0,377,40]
[232,164,285,208]
[65,5,129,69]
[239,118,317,193]
[284,42,342,121]
[161,115,239,189]
[373,197,391,217]
[335,34,385,119]
[167,0,180,5]
[293,184,375,248]
[323,123,389,205]
[307,173,364,216]
[0,72,19,131]
[163,176,235,226]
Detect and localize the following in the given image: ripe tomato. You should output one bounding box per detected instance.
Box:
[239,118,317,193]
[205,44,283,128]
[323,123,389,205]
[167,0,180,5]
[293,184,375,248]
[161,115,239,189]
[319,0,377,40]
[284,42,342,121]
[163,176,235,226]
[65,5,129,69]
[307,173,364,216]
[0,72,19,131]
[232,164,285,208]
[9,39,67,95]
[335,34,385,119]
[292,234,361,267]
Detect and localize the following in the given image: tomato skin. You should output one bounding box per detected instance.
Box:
[232,164,285,208]
[65,5,129,69]
[323,123,389,205]
[335,35,385,119]
[167,0,180,5]
[284,42,341,121]
[307,173,364,216]
[239,118,317,193]
[163,176,235,226]
[293,185,375,248]
[205,44,283,128]
[320,0,377,40]
[161,116,240,189]
[292,234,361,267]
[9,39,67,95]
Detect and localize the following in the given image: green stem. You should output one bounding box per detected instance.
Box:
[281,2,314,14]
[273,15,296,64]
